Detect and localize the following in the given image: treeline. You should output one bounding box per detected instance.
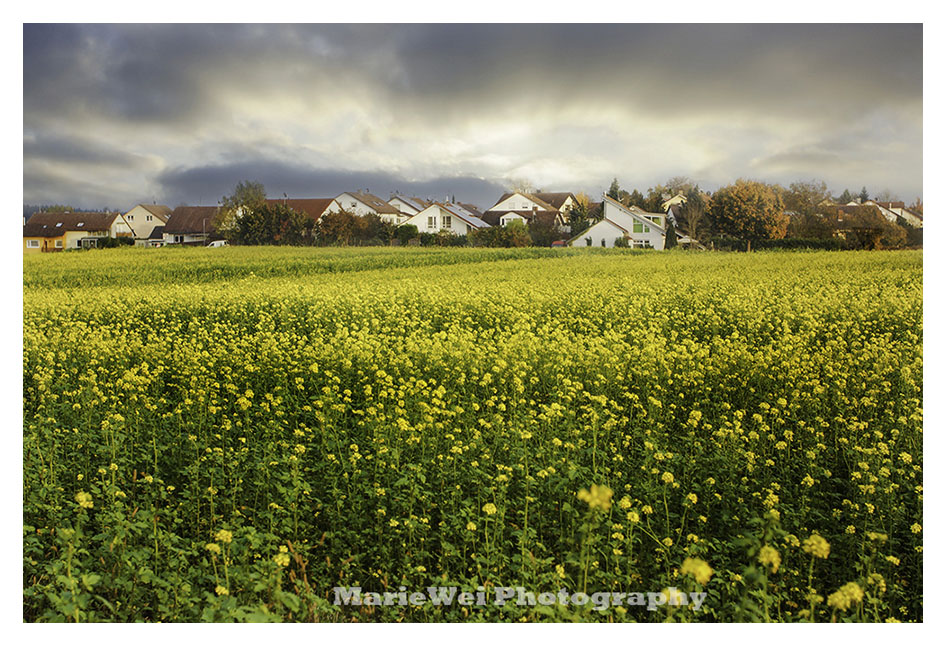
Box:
[212,178,922,250]
[226,206,560,248]
[590,177,922,250]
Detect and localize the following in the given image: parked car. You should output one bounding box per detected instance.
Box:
[206,240,229,248]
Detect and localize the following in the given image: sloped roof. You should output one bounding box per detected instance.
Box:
[148,225,165,239]
[602,195,667,232]
[23,211,119,237]
[137,204,172,219]
[489,191,559,212]
[389,196,433,213]
[480,209,561,227]
[532,192,576,210]
[164,206,219,234]
[439,203,489,229]
[457,202,482,217]
[265,198,335,220]
[341,191,400,214]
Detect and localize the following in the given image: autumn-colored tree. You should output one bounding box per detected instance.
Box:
[316,210,357,246]
[709,179,787,241]
[784,180,835,239]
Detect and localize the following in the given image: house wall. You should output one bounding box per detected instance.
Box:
[109,216,134,238]
[24,236,64,253]
[491,193,546,212]
[569,220,627,247]
[332,194,379,218]
[602,201,666,249]
[499,213,527,226]
[404,206,479,236]
[62,230,109,249]
[388,197,421,217]
[123,206,165,239]
[163,232,209,245]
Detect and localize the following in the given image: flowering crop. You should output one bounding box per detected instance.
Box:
[23,247,922,622]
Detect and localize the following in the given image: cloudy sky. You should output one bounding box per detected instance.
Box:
[23,23,922,210]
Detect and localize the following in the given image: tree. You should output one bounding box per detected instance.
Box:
[528,216,560,247]
[510,178,535,194]
[607,178,621,200]
[628,189,645,208]
[783,180,834,239]
[216,180,267,239]
[664,219,678,249]
[567,199,593,237]
[908,197,923,215]
[394,224,419,245]
[709,179,787,241]
[838,189,853,204]
[643,186,666,213]
[504,220,532,247]
[316,210,357,246]
[874,189,898,203]
[665,176,696,197]
[784,180,832,216]
[858,186,870,203]
[680,198,707,243]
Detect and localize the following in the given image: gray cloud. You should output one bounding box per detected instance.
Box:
[156,160,509,209]
[24,24,922,209]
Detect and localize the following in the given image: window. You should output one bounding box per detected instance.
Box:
[146,215,152,221]
[350,202,357,209]
[26,240,39,248]
[441,215,452,229]
[55,222,62,227]
[522,203,528,209]
[55,240,63,248]
[427,216,436,230]
[77,222,84,227]
[128,215,134,221]
[633,222,643,233]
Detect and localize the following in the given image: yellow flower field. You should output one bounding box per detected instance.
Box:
[23,247,922,622]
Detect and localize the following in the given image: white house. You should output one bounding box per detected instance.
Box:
[568,195,671,249]
[122,203,172,243]
[388,195,432,219]
[403,202,490,236]
[873,201,923,228]
[661,193,687,212]
[481,191,577,230]
[328,191,403,224]
[163,206,220,245]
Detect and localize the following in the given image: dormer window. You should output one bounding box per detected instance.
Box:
[55,222,62,227]
[77,222,84,227]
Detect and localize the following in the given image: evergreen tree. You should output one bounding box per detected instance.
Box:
[665,219,678,249]
[607,178,621,200]
[859,186,870,203]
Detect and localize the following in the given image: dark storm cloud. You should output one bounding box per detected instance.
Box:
[24,131,147,168]
[157,160,508,209]
[23,24,922,208]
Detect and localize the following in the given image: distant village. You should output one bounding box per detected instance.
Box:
[23,181,923,253]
